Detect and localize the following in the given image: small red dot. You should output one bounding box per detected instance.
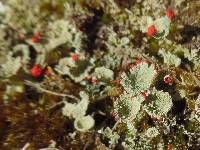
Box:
[71,54,78,62]
[164,75,173,85]
[135,59,142,65]
[147,25,156,37]
[166,9,174,20]
[31,65,43,77]
[31,36,39,43]
[114,79,121,85]
[128,63,135,69]
[167,144,172,150]
[141,91,148,100]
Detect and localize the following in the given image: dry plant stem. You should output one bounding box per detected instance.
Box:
[96,94,108,101]
[97,110,106,116]
[48,100,65,111]
[21,143,30,150]
[112,119,120,132]
[24,80,80,101]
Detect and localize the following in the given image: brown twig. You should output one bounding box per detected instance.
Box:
[24,80,80,101]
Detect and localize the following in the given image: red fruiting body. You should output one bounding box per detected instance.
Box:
[31,36,39,43]
[111,112,118,121]
[135,59,142,65]
[128,63,135,69]
[141,91,148,100]
[91,77,98,84]
[128,63,134,69]
[166,9,174,20]
[31,32,41,43]
[111,112,117,117]
[147,25,156,37]
[167,144,172,150]
[114,79,121,85]
[164,75,173,85]
[44,69,51,77]
[31,65,43,77]
[71,54,78,62]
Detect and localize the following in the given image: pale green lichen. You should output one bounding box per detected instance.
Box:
[140,16,171,39]
[144,90,173,117]
[0,52,21,78]
[3,84,24,100]
[62,91,95,132]
[74,115,95,132]
[0,0,199,149]
[46,20,85,51]
[144,127,160,139]
[120,62,156,95]
[62,91,89,118]
[195,94,200,122]
[159,48,181,67]
[153,16,171,39]
[114,94,144,121]
[94,66,114,80]
[196,95,200,110]
[55,55,94,83]
[114,62,173,129]
[98,127,120,148]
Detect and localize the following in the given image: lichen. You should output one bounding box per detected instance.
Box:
[0,0,200,149]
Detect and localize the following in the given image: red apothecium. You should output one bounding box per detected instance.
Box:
[147,25,156,37]
[166,9,174,20]
[31,64,43,77]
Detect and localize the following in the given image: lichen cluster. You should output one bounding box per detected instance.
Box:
[0,0,200,149]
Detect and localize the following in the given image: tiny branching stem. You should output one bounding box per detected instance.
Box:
[112,119,120,132]
[24,80,80,101]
